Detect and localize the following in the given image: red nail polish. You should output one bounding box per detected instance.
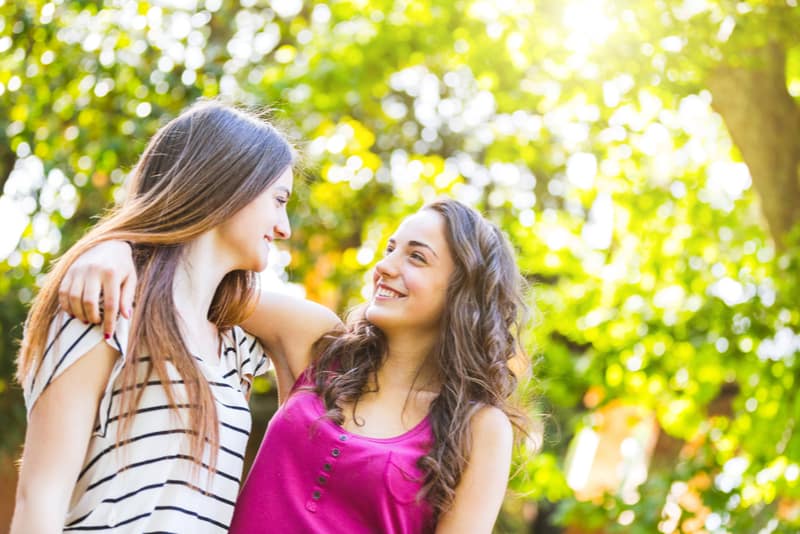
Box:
[104,333,110,340]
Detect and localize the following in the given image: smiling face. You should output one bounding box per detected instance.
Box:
[213,166,293,272]
[365,209,456,336]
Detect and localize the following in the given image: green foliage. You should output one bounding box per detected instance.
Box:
[2,0,799,531]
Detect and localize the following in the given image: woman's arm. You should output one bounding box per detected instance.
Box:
[58,240,136,337]
[241,291,341,403]
[435,407,514,534]
[11,341,118,534]
[58,241,341,400]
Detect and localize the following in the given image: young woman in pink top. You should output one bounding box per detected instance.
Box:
[59,199,530,532]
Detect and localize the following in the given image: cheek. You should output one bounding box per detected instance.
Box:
[427,280,450,310]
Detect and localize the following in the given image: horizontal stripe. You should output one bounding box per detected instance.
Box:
[220,421,249,436]
[85,453,240,493]
[80,427,247,482]
[94,403,193,431]
[111,379,186,397]
[65,504,228,531]
[95,479,235,507]
[79,429,193,481]
[217,400,250,413]
[208,380,239,392]
[64,511,152,531]
[154,505,228,530]
[96,400,250,430]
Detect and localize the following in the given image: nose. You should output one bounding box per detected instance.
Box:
[274,210,291,240]
[374,251,399,279]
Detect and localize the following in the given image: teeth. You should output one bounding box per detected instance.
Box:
[377,287,402,298]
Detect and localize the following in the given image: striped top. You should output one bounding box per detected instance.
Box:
[22,311,269,533]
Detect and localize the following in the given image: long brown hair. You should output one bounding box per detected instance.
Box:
[17,100,295,474]
[312,199,530,517]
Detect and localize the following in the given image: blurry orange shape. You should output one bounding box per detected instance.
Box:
[583,385,604,408]
[688,471,712,491]
[778,498,800,521]
[566,401,659,501]
[91,171,108,187]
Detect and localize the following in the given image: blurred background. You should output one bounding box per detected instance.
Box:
[1,0,799,532]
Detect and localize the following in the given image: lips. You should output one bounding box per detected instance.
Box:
[374,283,406,299]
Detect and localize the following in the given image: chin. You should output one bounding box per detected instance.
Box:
[251,250,270,272]
[365,304,401,331]
[364,303,385,326]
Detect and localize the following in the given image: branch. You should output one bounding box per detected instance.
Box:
[707,42,800,249]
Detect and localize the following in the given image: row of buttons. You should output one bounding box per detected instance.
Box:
[306,434,349,512]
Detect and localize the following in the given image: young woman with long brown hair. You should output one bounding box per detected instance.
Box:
[58,199,531,532]
[10,101,342,532]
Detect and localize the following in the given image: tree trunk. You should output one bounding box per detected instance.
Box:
[707,42,800,248]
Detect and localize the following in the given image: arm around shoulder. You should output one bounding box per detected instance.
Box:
[435,406,514,534]
[241,291,341,381]
[11,341,118,534]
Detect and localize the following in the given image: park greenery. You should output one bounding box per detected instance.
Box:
[1,0,799,531]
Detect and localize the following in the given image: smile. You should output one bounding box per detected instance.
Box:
[375,285,406,299]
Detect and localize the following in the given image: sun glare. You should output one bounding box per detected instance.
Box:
[562,0,617,53]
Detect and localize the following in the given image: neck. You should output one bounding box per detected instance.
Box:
[172,234,234,328]
[375,330,440,392]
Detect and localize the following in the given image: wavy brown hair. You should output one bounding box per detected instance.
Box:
[17,100,295,476]
[312,199,530,518]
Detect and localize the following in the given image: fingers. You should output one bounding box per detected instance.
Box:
[66,275,89,324]
[119,271,137,320]
[83,273,102,325]
[56,240,136,331]
[58,271,75,318]
[101,277,120,341]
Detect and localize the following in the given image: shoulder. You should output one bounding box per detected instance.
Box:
[276,292,340,328]
[470,405,513,450]
[26,312,127,385]
[244,291,341,345]
[24,311,125,422]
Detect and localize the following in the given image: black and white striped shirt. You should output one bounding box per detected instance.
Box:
[23,312,270,532]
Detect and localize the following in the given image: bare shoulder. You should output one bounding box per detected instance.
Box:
[278,292,340,324]
[243,291,341,383]
[470,405,513,447]
[243,291,341,349]
[258,291,340,330]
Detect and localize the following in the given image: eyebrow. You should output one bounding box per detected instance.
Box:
[275,185,292,197]
[388,238,439,258]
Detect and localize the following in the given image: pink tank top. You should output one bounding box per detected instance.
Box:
[229,373,436,533]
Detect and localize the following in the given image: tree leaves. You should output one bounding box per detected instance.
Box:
[1,0,799,530]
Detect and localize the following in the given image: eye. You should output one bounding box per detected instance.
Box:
[384,244,395,255]
[410,251,427,263]
[276,196,289,206]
